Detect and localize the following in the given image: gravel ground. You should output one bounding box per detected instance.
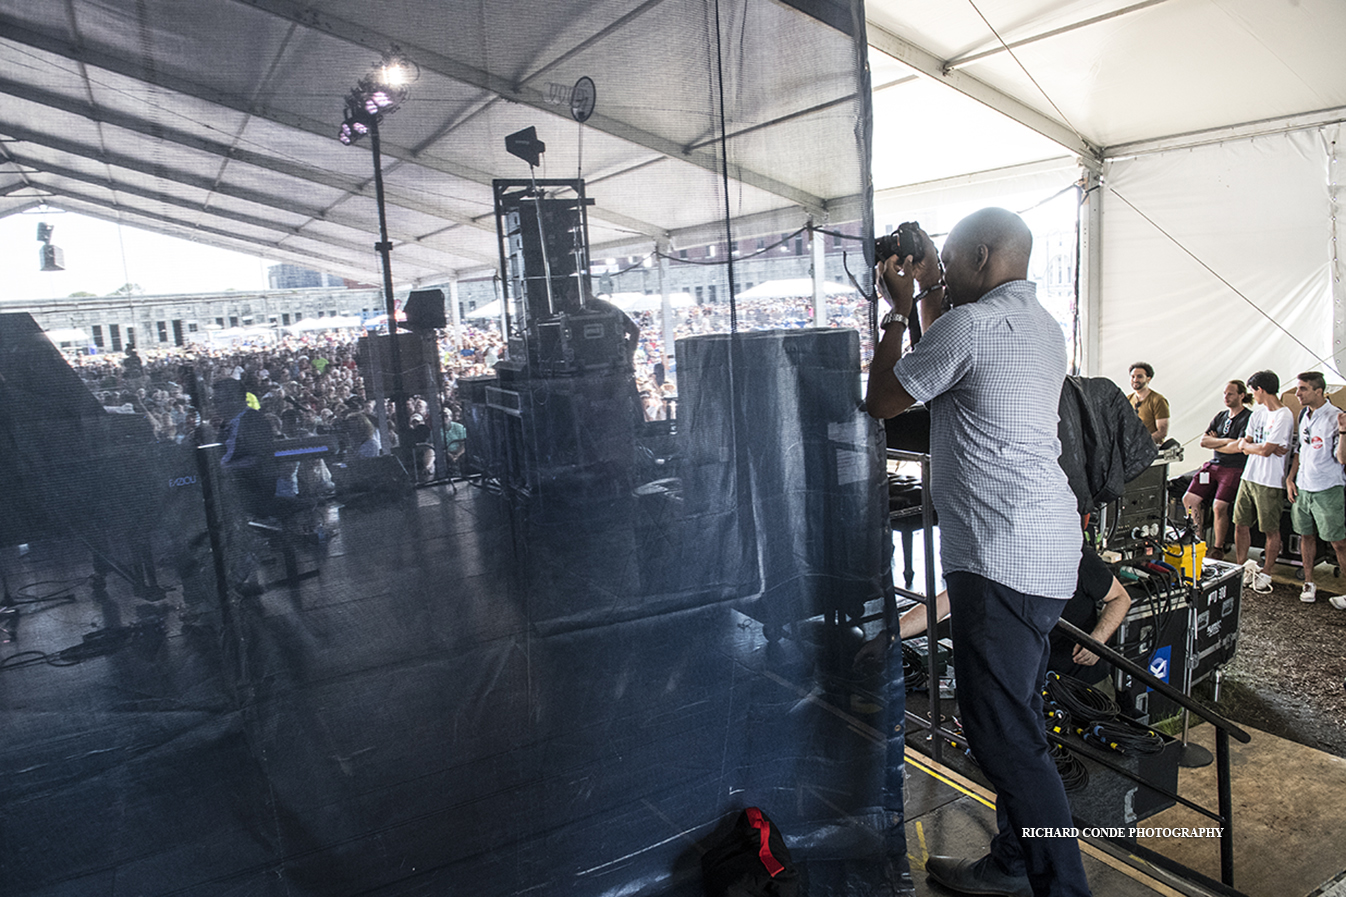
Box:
[1196,577,1346,758]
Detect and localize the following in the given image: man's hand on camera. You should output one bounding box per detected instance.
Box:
[876,255,917,320]
[909,228,942,290]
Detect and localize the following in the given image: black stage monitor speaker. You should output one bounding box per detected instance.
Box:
[403,289,446,330]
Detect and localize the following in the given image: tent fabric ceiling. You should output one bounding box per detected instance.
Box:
[868,0,1346,185]
[3,0,1346,286]
[0,0,868,287]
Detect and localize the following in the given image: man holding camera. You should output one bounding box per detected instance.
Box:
[868,209,1089,897]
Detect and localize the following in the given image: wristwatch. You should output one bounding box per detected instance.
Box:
[880,310,908,330]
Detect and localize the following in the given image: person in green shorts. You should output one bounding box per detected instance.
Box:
[1232,370,1293,594]
[1284,372,1346,604]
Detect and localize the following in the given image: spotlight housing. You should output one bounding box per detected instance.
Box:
[336,46,417,145]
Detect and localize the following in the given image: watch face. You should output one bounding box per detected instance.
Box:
[570,76,596,123]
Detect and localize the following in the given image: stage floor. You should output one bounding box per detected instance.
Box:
[1,480,899,896]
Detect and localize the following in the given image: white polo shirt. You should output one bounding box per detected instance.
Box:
[1294,403,1346,493]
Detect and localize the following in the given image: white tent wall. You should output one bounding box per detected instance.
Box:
[1094,126,1341,455]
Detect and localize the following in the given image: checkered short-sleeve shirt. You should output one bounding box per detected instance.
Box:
[891,280,1081,599]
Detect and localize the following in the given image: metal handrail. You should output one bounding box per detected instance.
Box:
[886,449,941,762]
[1053,618,1249,743]
[881,444,1249,887]
[1053,616,1245,886]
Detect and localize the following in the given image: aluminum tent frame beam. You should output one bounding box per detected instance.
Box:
[0,121,502,275]
[229,0,830,217]
[944,0,1179,71]
[26,191,389,284]
[0,13,668,246]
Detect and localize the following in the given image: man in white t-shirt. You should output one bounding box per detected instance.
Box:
[1232,370,1294,593]
[1285,372,1346,604]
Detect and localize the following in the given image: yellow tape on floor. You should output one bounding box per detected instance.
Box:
[903,747,1186,897]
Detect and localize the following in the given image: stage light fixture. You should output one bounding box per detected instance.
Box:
[336,46,417,145]
[335,45,421,464]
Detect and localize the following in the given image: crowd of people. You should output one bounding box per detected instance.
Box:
[69,292,873,448]
[1165,364,1346,610]
[72,335,371,446]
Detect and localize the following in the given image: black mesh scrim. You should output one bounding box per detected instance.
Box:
[0,1,904,894]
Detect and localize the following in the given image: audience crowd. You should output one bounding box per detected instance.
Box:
[61,304,1346,609]
[67,292,872,441]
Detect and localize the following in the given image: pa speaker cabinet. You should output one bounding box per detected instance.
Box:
[358,331,440,397]
[403,289,446,330]
[676,328,886,632]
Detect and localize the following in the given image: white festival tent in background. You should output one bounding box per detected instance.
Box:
[734,279,857,301]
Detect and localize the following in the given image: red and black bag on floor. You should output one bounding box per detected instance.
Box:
[701,806,799,897]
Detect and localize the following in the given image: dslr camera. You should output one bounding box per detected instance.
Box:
[875,221,925,265]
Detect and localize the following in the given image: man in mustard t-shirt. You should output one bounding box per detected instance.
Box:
[1128,361,1170,444]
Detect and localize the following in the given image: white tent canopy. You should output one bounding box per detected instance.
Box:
[865,0,1346,451]
[606,292,694,312]
[286,315,363,332]
[42,327,89,343]
[4,0,1346,446]
[735,279,856,301]
[0,0,867,288]
[463,300,503,321]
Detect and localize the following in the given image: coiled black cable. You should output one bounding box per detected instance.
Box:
[1049,741,1090,791]
[1081,719,1167,755]
[902,642,928,691]
[1044,671,1119,723]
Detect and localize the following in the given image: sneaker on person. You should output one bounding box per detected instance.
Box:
[1301,582,1317,603]
[1251,571,1274,594]
[1330,595,1346,611]
[1242,559,1259,586]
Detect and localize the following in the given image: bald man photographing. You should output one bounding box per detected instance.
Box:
[868,209,1089,897]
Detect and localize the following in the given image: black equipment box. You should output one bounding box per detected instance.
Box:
[1190,559,1242,684]
[1062,730,1181,828]
[533,310,626,375]
[1112,585,1192,725]
[1097,462,1167,552]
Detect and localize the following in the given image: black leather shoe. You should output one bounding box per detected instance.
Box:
[925,855,1032,897]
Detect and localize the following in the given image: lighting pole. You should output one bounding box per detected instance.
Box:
[339,48,417,463]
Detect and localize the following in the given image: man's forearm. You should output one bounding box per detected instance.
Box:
[1092,583,1131,645]
[1243,441,1282,457]
[864,323,914,419]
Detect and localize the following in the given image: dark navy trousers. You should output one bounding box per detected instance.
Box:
[946,571,1092,897]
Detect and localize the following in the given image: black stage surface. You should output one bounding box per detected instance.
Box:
[0,317,902,894]
[1,484,903,895]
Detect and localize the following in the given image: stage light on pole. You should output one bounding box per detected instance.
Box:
[337,45,420,462]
